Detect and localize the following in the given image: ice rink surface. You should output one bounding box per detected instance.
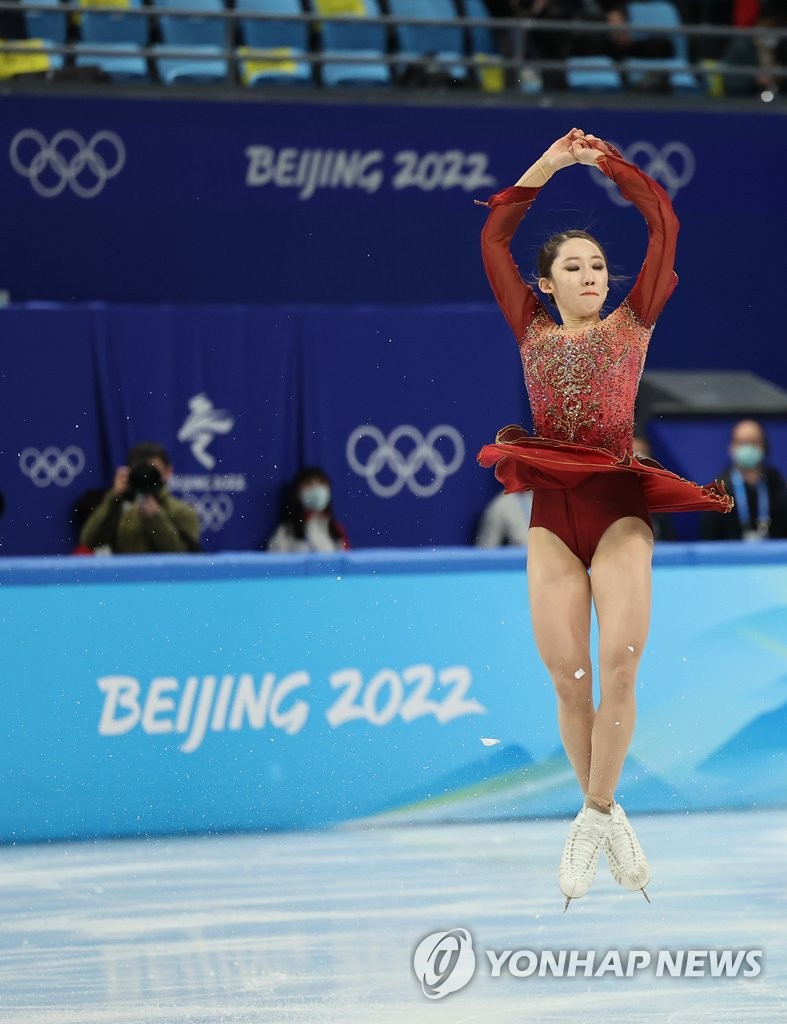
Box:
[0,809,784,1024]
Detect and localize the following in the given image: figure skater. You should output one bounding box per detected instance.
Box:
[477,128,731,908]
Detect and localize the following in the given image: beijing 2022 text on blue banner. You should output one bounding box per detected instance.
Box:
[2,93,785,373]
[0,546,786,844]
[2,95,787,557]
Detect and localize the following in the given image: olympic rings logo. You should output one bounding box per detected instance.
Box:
[19,446,86,488]
[346,424,465,498]
[9,129,126,198]
[592,141,695,205]
[184,493,234,532]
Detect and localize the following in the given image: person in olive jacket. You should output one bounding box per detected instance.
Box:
[80,441,200,554]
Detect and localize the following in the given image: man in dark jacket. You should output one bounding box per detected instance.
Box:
[700,419,787,541]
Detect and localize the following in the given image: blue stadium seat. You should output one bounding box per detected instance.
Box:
[20,0,66,44]
[75,0,149,81]
[236,0,312,86]
[625,1,700,93]
[154,0,228,84]
[566,55,624,91]
[319,0,391,87]
[463,0,495,55]
[623,55,700,93]
[76,40,149,78]
[463,0,504,90]
[19,0,66,70]
[388,0,468,83]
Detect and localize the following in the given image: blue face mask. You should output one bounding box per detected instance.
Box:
[733,444,764,471]
[300,484,331,512]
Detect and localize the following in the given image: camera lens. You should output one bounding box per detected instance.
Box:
[128,463,163,497]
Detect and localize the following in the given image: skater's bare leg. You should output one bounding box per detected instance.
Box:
[587,517,653,807]
[528,526,594,791]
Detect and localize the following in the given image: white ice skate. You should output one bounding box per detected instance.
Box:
[604,802,651,902]
[558,807,611,911]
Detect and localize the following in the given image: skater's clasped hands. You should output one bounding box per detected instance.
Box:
[541,129,613,173]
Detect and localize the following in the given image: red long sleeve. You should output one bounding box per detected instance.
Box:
[597,153,679,326]
[479,185,543,337]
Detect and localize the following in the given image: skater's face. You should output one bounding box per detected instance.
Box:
[539,238,608,322]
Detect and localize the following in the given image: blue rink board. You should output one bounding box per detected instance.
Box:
[1,544,786,842]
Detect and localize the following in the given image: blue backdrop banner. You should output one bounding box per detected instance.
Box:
[3,303,787,555]
[2,94,787,392]
[0,303,531,554]
[0,305,302,554]
[300,305,527,547]
[1,545,786,843]
[90,305,301,552]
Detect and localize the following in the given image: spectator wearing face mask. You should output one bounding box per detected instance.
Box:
[266,467,350,553]
[700,419,787,541]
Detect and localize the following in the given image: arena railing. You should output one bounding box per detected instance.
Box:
[0,3,785,95]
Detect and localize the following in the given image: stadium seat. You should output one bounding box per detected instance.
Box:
[625,1,700,92]
[154,0,228,84]
[19,0,66,70]
[463,0,496,55]
[0,38,60,77]
[623,54,700,92]
[566,55,624,91]
[20,0,66,44]
[388,0,468,83]
[463,0,505,90]
[236,0,312,86]
[74,0,149,81]
[318,0,391,87]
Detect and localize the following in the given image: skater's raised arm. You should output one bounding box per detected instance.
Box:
[480,129,587,337]
[514,128,587,187]
[576,136,680,327]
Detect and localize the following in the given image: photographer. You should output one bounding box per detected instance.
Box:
[80,442,200,554]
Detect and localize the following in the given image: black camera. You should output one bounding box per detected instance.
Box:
[127,462,163,499]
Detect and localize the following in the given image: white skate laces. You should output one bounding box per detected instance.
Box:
[558,807,611,911]
[604,802,651,900]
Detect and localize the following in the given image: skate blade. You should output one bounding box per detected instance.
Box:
[640,887,651,904]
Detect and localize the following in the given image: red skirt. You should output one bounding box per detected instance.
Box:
[477,425,733,515]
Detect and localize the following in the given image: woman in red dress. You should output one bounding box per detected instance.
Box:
[478,128,731,909]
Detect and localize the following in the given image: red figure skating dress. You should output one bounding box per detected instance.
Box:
[477,150,731,564]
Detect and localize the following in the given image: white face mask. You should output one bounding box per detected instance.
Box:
[732,444,765,471]
[300,484,331,512]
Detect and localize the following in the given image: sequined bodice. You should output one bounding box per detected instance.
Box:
[521,302,652,458]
